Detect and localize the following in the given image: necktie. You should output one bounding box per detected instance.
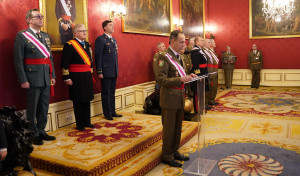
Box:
[36,32,42,42]
[176,54,183,66]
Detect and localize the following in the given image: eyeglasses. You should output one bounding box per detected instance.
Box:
[31,15,44,19]
[77,30,88,33]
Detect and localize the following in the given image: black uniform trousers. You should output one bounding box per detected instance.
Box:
[161,108,183,161]
[101,77,117,117]
[26,86,50,137]
[73,101,91,129]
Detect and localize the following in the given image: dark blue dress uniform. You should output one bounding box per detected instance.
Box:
[95,34,119,118]
[190,45,208,112]
[61,38,94,130]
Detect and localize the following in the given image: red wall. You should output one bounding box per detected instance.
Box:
[0,0,299,109]
[205,0,300,69]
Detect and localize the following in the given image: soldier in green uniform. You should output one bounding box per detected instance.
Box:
[186,37,195,51]
[153,42,167,87]
[248,44,263,88]
[156,30,197,167]
[14,9,56,145]
[207,39,219,106]
[222,46,236,89]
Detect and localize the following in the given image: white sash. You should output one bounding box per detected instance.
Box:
[60,0,71,16]
[208,49,219,64]
[203,49,214,64]
[22,31,50,58]
[165,53,186,77]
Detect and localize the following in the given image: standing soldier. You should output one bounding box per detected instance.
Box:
[95,20,122,120]
[190,36,209,112]
[56,0,76,44]
[153,42,167,87]
[222,46,236,89]
[206,39,219,106]
[248,44,263,88]
[156,30,197,167]
[61,24,94,131]
[14,9,56,145]
[186,37,195,51]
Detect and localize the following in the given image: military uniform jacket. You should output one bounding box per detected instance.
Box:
[204,47,218,73]
[156,48,185,109]
[248,50,263,70]
[14,28,55,87]
[222,52,236,69]
[190,45,208,76]
[95,34,118,78]
[153,51,165,82]
[180,53,192,74]
[61,39,94,102]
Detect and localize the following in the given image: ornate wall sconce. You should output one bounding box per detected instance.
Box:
[173,18,184,31]
[205,26,215,39]
[109,4,126,20]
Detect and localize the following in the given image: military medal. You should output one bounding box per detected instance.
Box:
[176,71,179,77]
[45,37,51,48]
[108,48,111,53]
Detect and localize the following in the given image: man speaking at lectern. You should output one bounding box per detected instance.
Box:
[155,30,197,167]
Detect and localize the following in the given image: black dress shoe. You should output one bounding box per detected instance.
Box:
[40,133,56,141]
[85,124,95,128]
[162,160,182,167]
[175,154,190,161]
[76,127,85,131]
[112,113,122,117]
[33,136,44,145]
[205,106,212,110]
[105,116,113,120]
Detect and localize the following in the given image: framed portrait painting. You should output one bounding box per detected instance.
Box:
[180,0,204,39]
[39,0,88,51]
[122,0,172,36]
[250,0,300,39]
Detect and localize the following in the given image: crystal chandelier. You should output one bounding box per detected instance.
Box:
[262,0,295,22]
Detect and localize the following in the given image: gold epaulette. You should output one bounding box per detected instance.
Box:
[194,69,200,74]
[62,68,69,76]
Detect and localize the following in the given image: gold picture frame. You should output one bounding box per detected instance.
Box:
[250,0,300,39]
[39,0,88,51]
[180,0,205,39]
[122,0,172,36]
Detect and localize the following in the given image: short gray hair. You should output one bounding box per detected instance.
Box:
[26,9,39,25]
[73,24,85,34]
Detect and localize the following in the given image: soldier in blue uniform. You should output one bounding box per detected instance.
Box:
[95,20,122,120]
[14,9,56,145]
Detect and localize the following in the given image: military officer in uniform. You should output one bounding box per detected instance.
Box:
[186,37,195,51]
[153,42,167,87]
[14,9,56,145]
[156,30,197,167]
[56,0,76,44]
[207,39,219,106]
[248,44,263,88]
[95,20,122,120]
[61,24,94,131]
[222,46,236,89]
[190,36,209,112]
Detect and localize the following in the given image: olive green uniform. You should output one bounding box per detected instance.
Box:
[248,50,263,88]
[207,48,219,105]
[156,47,186,161]
[222,52,236,88]
[14,28,55,137]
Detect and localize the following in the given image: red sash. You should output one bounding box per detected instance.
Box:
[171,84,184,90]
[68,40,95,83]
[199,64,207,68]
[24,58,54,96]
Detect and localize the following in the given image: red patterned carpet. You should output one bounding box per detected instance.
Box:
[210,87,300,119]
[31,113,198,176]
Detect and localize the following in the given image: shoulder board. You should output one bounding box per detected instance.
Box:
[40,31,47,34]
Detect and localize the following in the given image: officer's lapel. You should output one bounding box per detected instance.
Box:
[167,48,180,65]
[27,28,38,40]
